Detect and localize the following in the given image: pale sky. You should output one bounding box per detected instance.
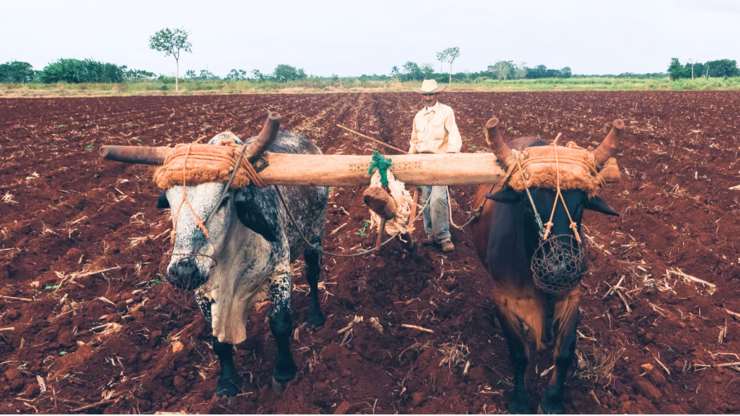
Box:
[2,0,738,78]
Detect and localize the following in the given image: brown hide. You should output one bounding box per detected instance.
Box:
[471,136,547,273]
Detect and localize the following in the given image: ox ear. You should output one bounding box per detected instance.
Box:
[586,196,619,216]
[156,191,170,209]
[486,188,520,204]
[234,188,280,242]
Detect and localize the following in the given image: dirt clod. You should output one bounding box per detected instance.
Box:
[634,379,661,401]
[333,401,351,414]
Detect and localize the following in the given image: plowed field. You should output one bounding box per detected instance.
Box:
[2,91,740,414]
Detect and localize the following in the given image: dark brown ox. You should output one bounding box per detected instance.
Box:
[471,119,623,413]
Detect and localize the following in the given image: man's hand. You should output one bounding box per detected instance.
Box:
[408,148,417,154]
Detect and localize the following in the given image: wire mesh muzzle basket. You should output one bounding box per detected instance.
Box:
[531,235,585,294]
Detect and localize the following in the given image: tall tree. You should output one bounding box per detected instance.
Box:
[0,61,35,83]
[420,63,435,79]
[436,47,460,86]
[668,58,686,80]
[149,28,192,92]
[402,61,422,81]
[489,61,512,80]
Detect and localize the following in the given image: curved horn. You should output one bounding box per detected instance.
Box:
[593,119,624,166]
[99,145,172,165]
[246,112,281,163]
[485,118,514,169]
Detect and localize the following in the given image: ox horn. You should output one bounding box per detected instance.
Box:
[99,145,172,165]
[99,112,282,165]
[485,118,514,169]
[245,111,280,163]
[593,119,624,166]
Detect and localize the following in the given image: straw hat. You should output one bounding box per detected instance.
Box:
[413,79,447,94]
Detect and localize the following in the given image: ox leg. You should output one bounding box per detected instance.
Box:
[269,270,297,394]
[196,291,240,397]
[498,309,531,414]
[213,337,241,397]
[304,245,326,328]
[539,292,580,414]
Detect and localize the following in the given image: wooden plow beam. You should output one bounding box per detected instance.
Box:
[100,146,508,187]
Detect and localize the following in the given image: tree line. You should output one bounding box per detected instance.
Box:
[390,61,572,82]
[0,59,154,83]
[0,59,310,84]
[667,58,739,80]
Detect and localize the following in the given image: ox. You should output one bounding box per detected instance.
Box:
[108,114,328,396]
[470,119,622,413]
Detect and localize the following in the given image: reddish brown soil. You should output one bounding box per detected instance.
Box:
[1,92,740,414]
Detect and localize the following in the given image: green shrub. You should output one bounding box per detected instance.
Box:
[39,59,125,83]
[0,61,35,83]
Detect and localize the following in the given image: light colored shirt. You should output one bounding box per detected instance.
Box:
[409,102,462,154]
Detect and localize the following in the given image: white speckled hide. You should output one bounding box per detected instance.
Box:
[165,131,328,345]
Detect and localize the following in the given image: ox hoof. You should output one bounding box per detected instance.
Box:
[215,375,240,397]
[306,312,325,329]
[507,400,530,414]
[272,378,287,395]
[538,401,565,414]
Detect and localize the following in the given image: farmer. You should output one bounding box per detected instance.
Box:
[408,79,462,253]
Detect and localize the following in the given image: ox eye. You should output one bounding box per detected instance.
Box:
[576,205,584,218]
[218,197,230,210]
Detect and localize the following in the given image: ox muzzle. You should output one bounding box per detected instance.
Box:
[167,256,209,290]
[531,234,585,294]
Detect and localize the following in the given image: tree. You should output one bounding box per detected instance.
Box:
[198,69,218,80]
[225,69,247,81]
[185,69,197,79]
[687,58,695,79]
[0,61,35,83]
[420,63,434,79]
[704,59,739,77]
[390,66,400,80]
[121,66,154,81]
[512,62,527,79]
[273,64,307,82]
[436,47,460,86]
[560,67,572,78]
[668,58,686,80]
[489,61,512,80]
[251,69,265,81]
[148,28,192,92]
[38,59,124,83]
[402,61,422,81]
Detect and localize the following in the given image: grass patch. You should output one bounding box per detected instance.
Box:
[2,76,740,97]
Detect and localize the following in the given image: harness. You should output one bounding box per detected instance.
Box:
[498,137,610,294]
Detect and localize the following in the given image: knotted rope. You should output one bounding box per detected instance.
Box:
[155,137,267,245]
[541,139,581,243]
[367,151,393,187]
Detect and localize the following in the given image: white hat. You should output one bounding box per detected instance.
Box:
[413,79,447,94]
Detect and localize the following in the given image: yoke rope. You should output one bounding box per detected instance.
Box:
[541,135,582,243]
[367,151,393,187]
[170,138,266,247]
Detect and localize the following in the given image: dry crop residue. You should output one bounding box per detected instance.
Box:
[1,91,740,414]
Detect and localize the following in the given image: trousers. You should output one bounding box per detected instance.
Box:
[420,185,451,243]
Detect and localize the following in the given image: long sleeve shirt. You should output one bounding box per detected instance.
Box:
[409,102,462,154]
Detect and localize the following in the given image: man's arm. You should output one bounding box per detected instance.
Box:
[408,118,418,154]
[445,110,462,153]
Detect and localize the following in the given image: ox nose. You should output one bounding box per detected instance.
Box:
[168,256,201,290]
